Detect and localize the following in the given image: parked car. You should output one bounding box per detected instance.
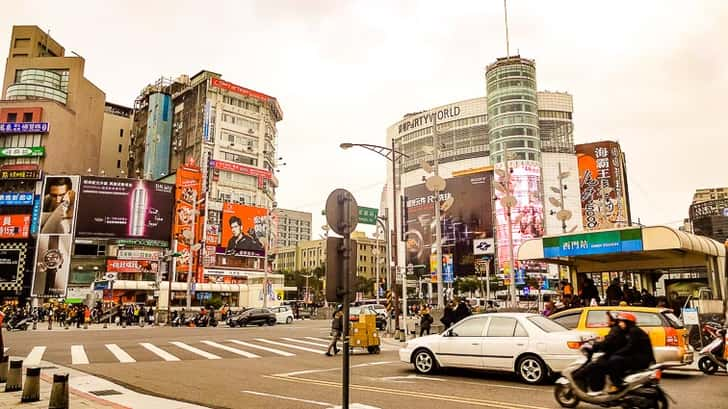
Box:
[549,306,694,367]
[350,305,386,330]
[227,308,276,327]
[399,312,594,384]
[270,305,295,324]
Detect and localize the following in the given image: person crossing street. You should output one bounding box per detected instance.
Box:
[326,306,343,356]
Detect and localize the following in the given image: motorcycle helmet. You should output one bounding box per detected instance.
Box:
[615,311,637,323]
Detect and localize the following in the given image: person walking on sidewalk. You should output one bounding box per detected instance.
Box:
[326,306,344,356]
[419,307,433,337]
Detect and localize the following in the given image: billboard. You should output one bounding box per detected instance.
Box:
[493,161,545,272]
[106,259,159,273]
[0,214,31,239]
[75,177,174,242]
[404,170,493,277]
[430,253,454,283]
[33,175,80,298]
[543,228,643,258]
[0,249,21,282]
[172,164,203,275]
[143,93,172,179]
[218,203,267,257]
[576,141,631,230]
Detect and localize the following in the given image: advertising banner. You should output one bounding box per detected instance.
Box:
[32,175,80,298]
[0,147,45,157]
[0,192,34,205]
[542,229,643,258]
[429,253,454,283]
[218,203,267,257]
[493,161,545,273]
[117,249,162,260]
[75,177,174,242]
[209,160,272,188]
[0,214,31,239]
[0,122,49,133]
[0,249,21,282]
[173,165,203,275]
[404,170,493,277]
[576,141,630,230]
[106,259,159,273]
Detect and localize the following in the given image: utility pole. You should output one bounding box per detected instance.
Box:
[433,117,444,310]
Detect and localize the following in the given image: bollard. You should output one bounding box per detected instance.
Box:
[48,373,69,409]
[0,355,8,383]
[21,367,40,402]
[5,359,22,392]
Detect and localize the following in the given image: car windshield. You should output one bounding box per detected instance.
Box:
[662,311,684,329]
[528,316,568,332]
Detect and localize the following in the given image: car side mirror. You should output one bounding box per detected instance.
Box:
[444,329,453,337]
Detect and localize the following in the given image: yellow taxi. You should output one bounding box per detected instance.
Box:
[549,306,694,366]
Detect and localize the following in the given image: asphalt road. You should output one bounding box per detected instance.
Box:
[3,321,725,409]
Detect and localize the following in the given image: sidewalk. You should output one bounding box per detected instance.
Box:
[0,361,209,408]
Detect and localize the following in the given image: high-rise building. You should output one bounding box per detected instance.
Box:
[692,187,728,204]
[99,102,133,178]
[272,208,312,249]
[688,188,728,243]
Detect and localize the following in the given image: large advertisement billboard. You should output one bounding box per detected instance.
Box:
[173,164,203,276]
[75,177,174,242]
[218,203,267,257]
[493,161,545,273]
[32,175,80,298]
[576,141,631,230]
[403,170,493,277]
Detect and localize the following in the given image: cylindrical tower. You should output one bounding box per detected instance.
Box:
[486,56,540,163]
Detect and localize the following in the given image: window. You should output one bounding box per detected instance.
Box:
[450,317,487,337]
[527,316,568,332]
[486,317,517,337]
[514,322,529,337]
[552,312,581,330]
[22,112,33,122]
[116,159,121,169]
[118,144,122,153]
[119,129,124,137]
[6,113,16,123]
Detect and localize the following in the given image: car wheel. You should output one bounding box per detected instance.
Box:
[286,316,293,324]
[517,355,547,384]
[699,356,719,375]
[553,383,579,408]
[267,319,276,326]
[241,320,248,327]
[413,349,437,374]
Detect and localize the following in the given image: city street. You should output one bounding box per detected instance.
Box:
[4,320,725,409]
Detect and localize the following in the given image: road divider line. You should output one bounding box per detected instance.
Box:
[25,346,46,366]
[71,345,89,365]
[281,337,329,347]
[304,337,332,343]
[140,343,180,361]
[228,340,295,357]
[105,344,136,363]
[255,339,326,354]
[169,341,222,360]
[201,341,260,358]
[241,390,332,407]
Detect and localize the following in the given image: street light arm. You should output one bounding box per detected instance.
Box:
[339,142,410,162]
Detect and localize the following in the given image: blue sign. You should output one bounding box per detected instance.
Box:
[0,122,49,134]
[443,256,454,284]
[30,194,41,235]
[543,229,643,258]
[0,192,34,206]
[522,286,530,296]
[516,267,526,285]
[93,281,109,290]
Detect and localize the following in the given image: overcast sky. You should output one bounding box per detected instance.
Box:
[3,0,727,237]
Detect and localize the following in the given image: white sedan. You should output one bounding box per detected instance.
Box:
[399,312,594,384]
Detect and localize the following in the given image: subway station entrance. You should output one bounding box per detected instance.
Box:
[518,226,727,315]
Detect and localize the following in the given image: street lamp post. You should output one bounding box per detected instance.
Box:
[340,142,409,333]
[494,146,518,308]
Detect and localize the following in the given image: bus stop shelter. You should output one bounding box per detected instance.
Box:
[518,226,727,314]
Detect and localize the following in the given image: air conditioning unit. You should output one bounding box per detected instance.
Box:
[248,128,255,134]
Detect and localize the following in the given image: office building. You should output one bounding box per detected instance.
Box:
[273,208,312,249]
[692,187,728,205]
[99,102,132,178]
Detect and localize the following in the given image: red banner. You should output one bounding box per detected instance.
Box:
[173,165,203,281]
[106,259,159,273]
[210,78,271,103]
[209,160,272,188]
[0,214,31,239]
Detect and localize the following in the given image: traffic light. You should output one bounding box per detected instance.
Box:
[325,237,357,302]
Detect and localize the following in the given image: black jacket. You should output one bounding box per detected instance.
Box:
[581,284,600,304]
[331,312,343,331]
[593,324,627,356]
[420,313,433,328]
[614,325,655,369]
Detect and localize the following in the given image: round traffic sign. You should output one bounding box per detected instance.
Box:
[325,189,359,236]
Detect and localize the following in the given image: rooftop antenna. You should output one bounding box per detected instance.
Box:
[503,0,510,57]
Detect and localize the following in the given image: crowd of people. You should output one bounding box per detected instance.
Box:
[0,301,162,329]
[543,278,663,317]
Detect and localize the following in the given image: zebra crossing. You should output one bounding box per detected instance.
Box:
[5,337,340,366]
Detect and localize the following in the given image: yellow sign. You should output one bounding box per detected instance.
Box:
[275,289,284,301]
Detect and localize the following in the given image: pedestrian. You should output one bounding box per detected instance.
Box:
[454,299,472,324]
[419,308,433,337]
[326,306,343,356]
[606,278,623,306]
[441,302,456,329]
[84,306,91,328]
[580,279,600,306]
[640,289,656,307]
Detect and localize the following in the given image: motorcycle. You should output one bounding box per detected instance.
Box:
[554,342,671,408]
[4,314,31,331]
[698,327,727,375]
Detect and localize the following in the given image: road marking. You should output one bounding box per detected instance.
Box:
[266,375,549,409]
[25,346,46,366]
[228,340,295,357]
[105,344,135,363]
[71,345,89,365]
[281,337,329,347]
[169,341,221,360]
[241,390,332,407]
[255,338,326,354]
[140,343,180,361]
[304,337,332,343]
[201,341,260,358]
[273,361,397,377]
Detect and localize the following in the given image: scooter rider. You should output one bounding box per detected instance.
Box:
[574,311,627,392]
[607,312,655,391]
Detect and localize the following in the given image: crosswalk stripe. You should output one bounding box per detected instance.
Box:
[255,338,325,354]
[304,337,332,343]
[140,343,180,361]
[201,341,260,358]
[228,340,295,357]
[71,345,89,365]
[25,346,46,366]
[105,344,135,363]
[169,341,221,360]
[282,337,329,347]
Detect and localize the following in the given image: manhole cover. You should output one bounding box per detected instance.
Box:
[89,389,123,396]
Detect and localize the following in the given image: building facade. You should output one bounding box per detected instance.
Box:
[99,102,132,178]
[273,208,312,249]
[693,188,728,204]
